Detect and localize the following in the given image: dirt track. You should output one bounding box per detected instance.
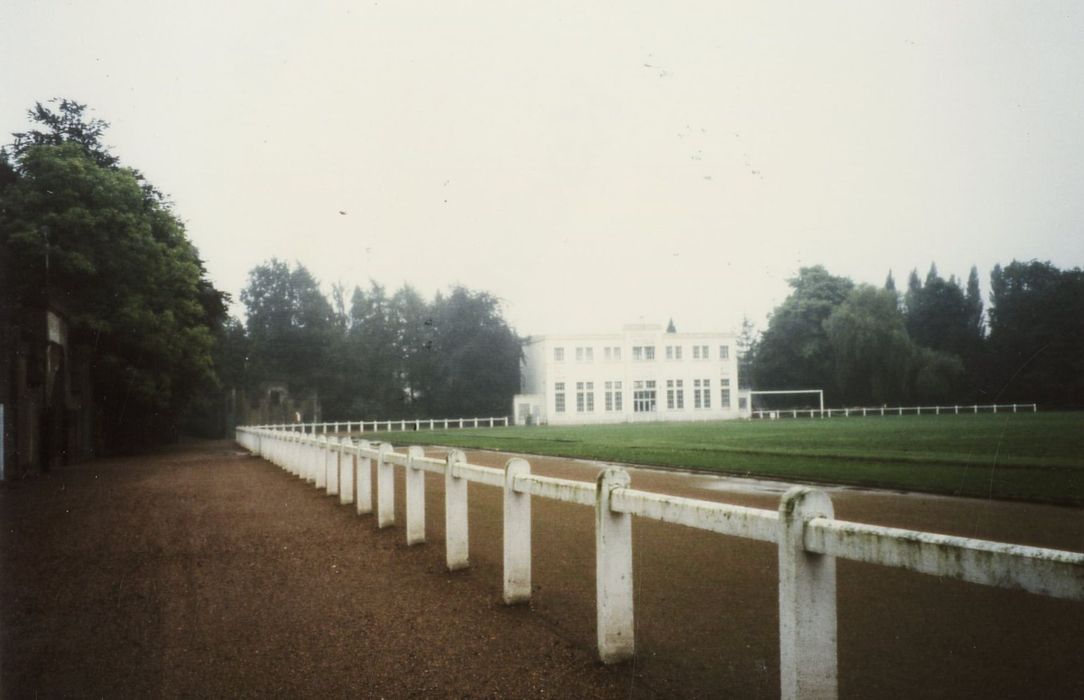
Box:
[2,439,1082,698]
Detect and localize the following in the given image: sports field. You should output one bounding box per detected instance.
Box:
[372,412,1084,505]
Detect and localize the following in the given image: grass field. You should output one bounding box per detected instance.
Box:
[371,412,1084,505]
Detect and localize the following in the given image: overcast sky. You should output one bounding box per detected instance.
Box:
[3,1,1082,336]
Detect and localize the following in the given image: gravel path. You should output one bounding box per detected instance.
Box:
[2,439,1082,698]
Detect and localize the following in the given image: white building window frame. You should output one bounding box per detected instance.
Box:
[633,380,657,412]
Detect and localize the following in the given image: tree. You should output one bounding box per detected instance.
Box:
[12,99,118,168]
[964,266,984,343]
[240,259,337,397]
[346,281,405,417]
[1,104,226,447]
[426,287,522,417]
[752,266,854,402]
[824,286,912,405]
[986,261,1084,406]
[904,264,975,358]
[736,316,758,389]
[390,284,438,414]
[908,346,965,404]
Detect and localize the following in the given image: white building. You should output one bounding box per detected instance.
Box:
[514,323,743,426]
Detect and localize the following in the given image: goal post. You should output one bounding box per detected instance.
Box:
[749,389,824,413]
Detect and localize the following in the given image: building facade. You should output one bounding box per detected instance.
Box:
[514,323,742,426]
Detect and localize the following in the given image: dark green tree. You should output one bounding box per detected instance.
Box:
[964,266,984,342]
[986,261,1084,406]
[347,282,405,417]
[12,99,118,168]
[390,285,438,414]
[1,104,226,446]
[426,287,522,417]
[904,264,974,357]
[824,286,912,405]
[240,259,336,398]
[752,266,854,402]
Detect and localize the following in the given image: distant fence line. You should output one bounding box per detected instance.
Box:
[252,416,510,434]
[236,425,1083,700]
[752,402,1038,420]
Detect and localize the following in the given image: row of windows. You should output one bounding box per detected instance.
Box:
[555,379,731,413]
[554,344,730,363]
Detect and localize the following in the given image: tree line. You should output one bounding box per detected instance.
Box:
[745,263,1084,409]
[1,101,524,449]
[221,259,522,421]
[1,100,228,449]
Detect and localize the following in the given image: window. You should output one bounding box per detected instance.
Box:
[576,382,595,412]
[645,346,655,360]
[554,347,564,362]
[693,379,711,408]
[632,346,656,361]
[605,381,623,411]
[692,344,710,360]
[604,347,612,361]
[666,379,684,410]
[720,376,732,408]
[719,345,730,360]
[633,380,656,412]
[665,345,683,360]
[555,382,565,413]
[612,347,622,361]
[575,346,592,362]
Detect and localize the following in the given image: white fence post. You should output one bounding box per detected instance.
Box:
[340,438,355,506]
[316,436,328,490]
[305,437,316,484]
[327,437,341,497]
[356,440,372,515]
[445,448,469,571]
[596,468,634,664]
[778,487,838,700]
[503,457,532,604]
[405,446,426,545]
[377,443,395,528]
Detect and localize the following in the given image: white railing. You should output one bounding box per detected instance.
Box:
[235,425,1083,700]
[251,416,510,434]
[751,402,1038,420]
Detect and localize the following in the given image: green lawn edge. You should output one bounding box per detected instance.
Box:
[361,413,1084,507]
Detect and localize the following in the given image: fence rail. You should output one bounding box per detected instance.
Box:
[236,424,1083,700]
[751,402,1037,420]
[250,416,509,434]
